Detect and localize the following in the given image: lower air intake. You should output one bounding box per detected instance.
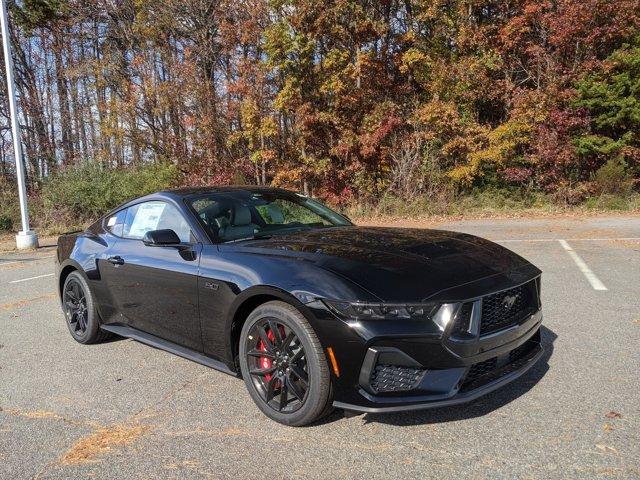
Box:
[370,364,427,393]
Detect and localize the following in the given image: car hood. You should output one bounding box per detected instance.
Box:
[234,226,539,302]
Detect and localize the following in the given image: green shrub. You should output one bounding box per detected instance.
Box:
[41,162,178,226]
[346,188,559,219]
[0,214,12,231]
[591,157,634,195]
[0,176,19,232]
[583,193,640,211]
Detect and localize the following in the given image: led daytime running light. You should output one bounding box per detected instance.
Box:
[324,300,438,320]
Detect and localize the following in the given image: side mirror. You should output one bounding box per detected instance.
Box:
[143,229,182,246]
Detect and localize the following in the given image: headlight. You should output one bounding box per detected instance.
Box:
[431,303,460,331]
[323,300,439,321]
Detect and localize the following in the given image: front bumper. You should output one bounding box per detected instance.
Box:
[303,298,544,413]
[334,331,543,413]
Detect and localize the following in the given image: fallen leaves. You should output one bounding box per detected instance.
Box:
[595,444,619,455]
[602,411,623,436]
[13,409,61,420]
[1,407,150,467]
[0,406,99,428]
[605,411,622,419]
[0,292,57,312]
[60,423,150,465]
[164,459,200,470]
[1,407,61,420]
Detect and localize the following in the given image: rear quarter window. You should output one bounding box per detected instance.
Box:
[104,209,127,237]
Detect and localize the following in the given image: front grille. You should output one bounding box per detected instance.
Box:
[509,342,531,362]
[460,339,539,392]
[369,364,427,393]
[464,357,497,386]
[480,281,537,335]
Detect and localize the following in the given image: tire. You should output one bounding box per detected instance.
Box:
[62,271,111,344]
[239,301,334,426]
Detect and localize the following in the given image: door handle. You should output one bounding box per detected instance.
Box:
[107,256,125,266]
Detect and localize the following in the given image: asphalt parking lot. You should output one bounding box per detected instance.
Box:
[1,215,639,479]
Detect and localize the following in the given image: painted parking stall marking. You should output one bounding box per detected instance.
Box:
[0,260,20,267]
[9,273,54,284]
[557,239,608,291]
[496,237,640,243]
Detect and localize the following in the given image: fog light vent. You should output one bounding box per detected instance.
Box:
[370,364,426,393]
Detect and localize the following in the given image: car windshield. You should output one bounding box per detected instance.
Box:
[188,190,352,242]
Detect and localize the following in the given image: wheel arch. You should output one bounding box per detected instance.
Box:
[226,286,315,370]
[57,259,87,299]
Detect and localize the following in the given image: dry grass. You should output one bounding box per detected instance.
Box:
[607,238,640,249]
[1,408,64,421]
[353,208,640,226]
[0,234,59,253]
[0,406,101,429]
[1,407,151,469]
[60,423,150,465]
[0,292,57,312]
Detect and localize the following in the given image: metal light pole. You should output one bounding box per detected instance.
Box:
[1,0,38,249]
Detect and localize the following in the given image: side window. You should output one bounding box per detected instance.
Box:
[192,199,224,229]
[123,201,192,243]
[105,209,127,237]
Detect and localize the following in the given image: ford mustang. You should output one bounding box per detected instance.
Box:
[56,187,543,426]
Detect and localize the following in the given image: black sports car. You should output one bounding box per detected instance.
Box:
[56,187,543,426]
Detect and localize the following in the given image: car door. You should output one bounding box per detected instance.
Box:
[100,200,203,351]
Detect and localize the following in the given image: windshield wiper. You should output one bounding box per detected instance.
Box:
[224,225,324,243]
[226,233,273,243]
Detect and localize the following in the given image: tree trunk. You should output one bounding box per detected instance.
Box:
[53,28,74,165]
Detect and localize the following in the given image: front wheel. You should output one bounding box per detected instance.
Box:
[239,301,333,426]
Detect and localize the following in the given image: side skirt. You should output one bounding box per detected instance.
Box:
[101,324,239,377]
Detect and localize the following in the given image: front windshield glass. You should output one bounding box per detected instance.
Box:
[188,190,352,242]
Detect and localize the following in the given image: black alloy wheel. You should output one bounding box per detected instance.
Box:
[64,277,89,335]
[246,318,309,413]
[62,271,111,344]
[239,301,333,426]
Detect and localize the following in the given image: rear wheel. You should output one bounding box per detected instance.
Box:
[62,271,110,344]
[239,301,333,426]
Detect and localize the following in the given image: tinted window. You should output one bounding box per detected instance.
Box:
[189,191,351,242]
[105,209,127,237]
[123,201,192,243]
[255,199,330,226]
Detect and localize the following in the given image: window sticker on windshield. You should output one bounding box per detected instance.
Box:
[128,203,166,238]
[107,216,117,227]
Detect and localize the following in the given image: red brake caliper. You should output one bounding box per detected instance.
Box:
[257,325,286,384]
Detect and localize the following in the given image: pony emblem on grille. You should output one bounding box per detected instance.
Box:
[502,294,518,310]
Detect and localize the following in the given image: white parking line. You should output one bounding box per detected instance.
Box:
[558,239,608,291]
[496,237,640,243]
[9,273,54,284]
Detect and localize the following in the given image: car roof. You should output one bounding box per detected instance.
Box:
[159,185,300,198]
